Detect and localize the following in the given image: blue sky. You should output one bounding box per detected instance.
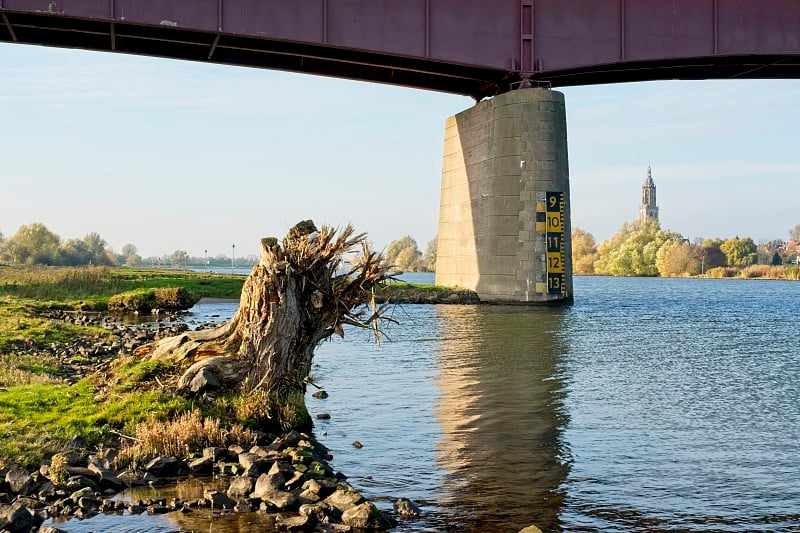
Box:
[1,43,799,258]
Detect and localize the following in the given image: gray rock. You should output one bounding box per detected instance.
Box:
[66,435,88,451]
[35,481,56,500]
[144,456,189,477]
[189,368,220,393]
[394,497,421,519]
[260,488,298,511]
[117,471,146,487]
[68,487,94,503]
[244,459,270,478]
[252,473,278,498]
[203,490,236,510]
[5,469,33,495]
[315,413,331,420]
[249,445,281,461]
[301,479,324,497]
[13,496,42,511]
[299,501,333,523]
[298,487,321,504]
[77,496,102,510]
[226,476,254,499]
[203,446,232,462]
[324,486,365,512]
[237,452,261,470]
[87,463,127,491]
[188,457,213,476]
[0,501,34,533]
[253,461,291,495]
[284,469,305,490]
[65,474,99,493]
[311,390,328,399]
[39,526,68,533]
[269,431,303,451]
[276,513,314,529]
[342,501,393,529]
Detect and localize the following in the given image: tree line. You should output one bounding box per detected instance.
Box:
[0,223,248,268]
[384,236,437,272]
[573,221,800,277]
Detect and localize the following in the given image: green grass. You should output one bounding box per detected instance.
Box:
[113,359,175,392]
[0,379,192,468]
[381,281,450,292]
[0,297,112,354]
[0,266,244,310]
[0,266,250,467]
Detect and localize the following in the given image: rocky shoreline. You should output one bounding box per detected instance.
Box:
[2,310,426,532]
[2,429,417,532]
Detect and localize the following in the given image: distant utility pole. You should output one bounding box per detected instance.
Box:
[232,244,235,270]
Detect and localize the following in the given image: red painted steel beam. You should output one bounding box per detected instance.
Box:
[2,1,800,98]
[0,0,519,99]
[530,0,800,86]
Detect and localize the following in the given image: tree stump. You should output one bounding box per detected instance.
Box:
[133,221,390,431]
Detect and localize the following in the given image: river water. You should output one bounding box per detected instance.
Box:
[48,275,800,532]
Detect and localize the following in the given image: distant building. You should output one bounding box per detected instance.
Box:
[639,165,659,224]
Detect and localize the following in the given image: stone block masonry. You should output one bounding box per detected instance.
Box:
[435,88,572,303]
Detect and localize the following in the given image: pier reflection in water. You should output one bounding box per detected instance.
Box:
[433,305,570,532]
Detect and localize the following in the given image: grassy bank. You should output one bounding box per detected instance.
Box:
[0,265,250,467]
[0,265,474,468]
[0,265,245,310]
[0,378,191,467]
[376,281,480,304]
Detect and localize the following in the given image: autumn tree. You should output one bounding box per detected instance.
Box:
[385,236,420,272]
[656,240,701,277]
[132,221,390,432]
[1,223,61,265]
[594,220,682,277]
[571,227,598,274]
[422,238,437,271]
[394,246,421,271]
[720,237,757,267]
[790,224,800,242]
[122,243,138,258]
[171,250,189,267]
[698,239,727,270]
[60,232,114,266]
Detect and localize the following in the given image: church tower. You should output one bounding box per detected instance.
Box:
[639,165,659,224]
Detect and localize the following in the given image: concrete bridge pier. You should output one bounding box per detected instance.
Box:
[435,88,573,303]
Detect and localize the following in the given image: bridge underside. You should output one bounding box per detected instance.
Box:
[4,8,800,100]
[0,9,510,99]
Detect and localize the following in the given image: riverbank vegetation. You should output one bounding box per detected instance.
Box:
[0,223,402,530]
[384,235,437,272]
[0,223,393,466]
[572,221,800,280]
[0,266,243,310]
[0,223,255,269]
